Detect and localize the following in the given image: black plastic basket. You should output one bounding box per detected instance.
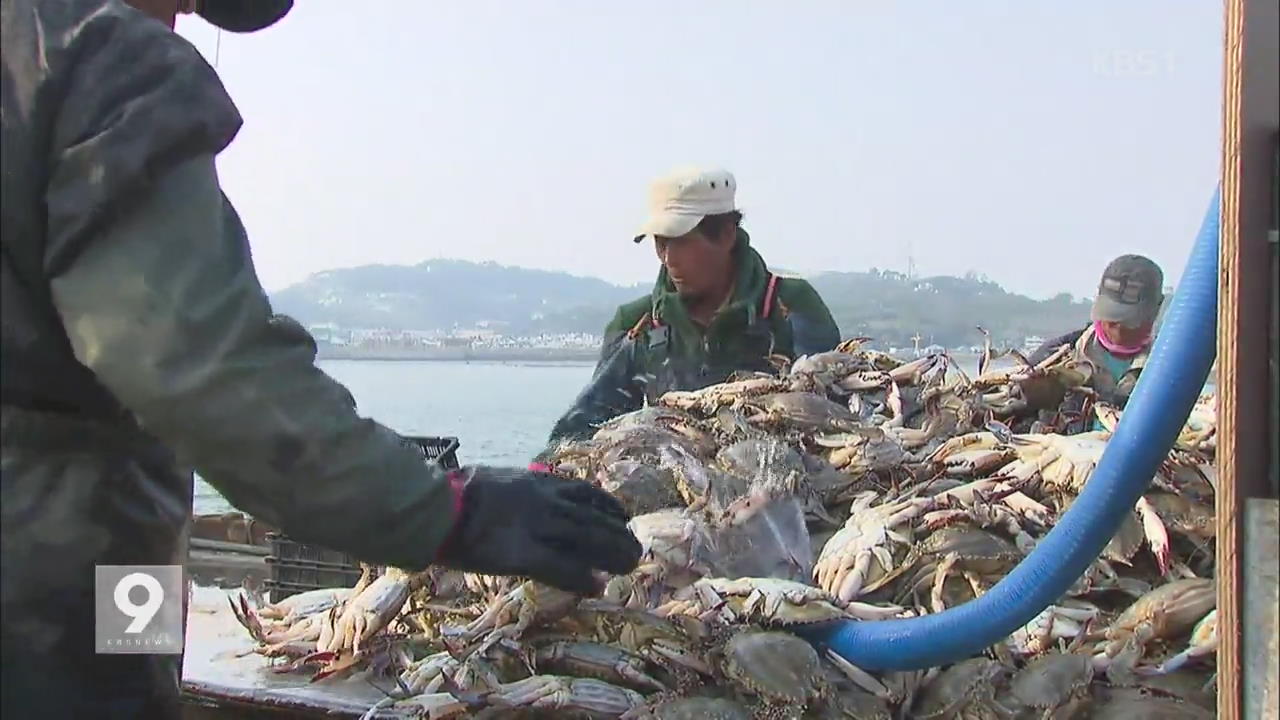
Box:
[410,435,460,471]
[264,436,460,601]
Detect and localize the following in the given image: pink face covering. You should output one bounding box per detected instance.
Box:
[1093,320,1151,356]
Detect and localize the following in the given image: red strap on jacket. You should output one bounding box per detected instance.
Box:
[760,273,779,319]
[433,469,470,563]
[628,312,659,340]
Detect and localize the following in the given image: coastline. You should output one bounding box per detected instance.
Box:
[311,347,1218,392]
[315,346,600,363]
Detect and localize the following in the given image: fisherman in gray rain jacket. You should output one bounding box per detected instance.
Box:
[0,2,640,716]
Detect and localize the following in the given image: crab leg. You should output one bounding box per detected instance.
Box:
[1141,609,1219,676]
[845,600,908,620]
[824,649,893,700]
[934,477,1054,528]
[930,553,960,613]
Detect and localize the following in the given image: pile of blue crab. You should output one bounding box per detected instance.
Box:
[229,338,1219,719]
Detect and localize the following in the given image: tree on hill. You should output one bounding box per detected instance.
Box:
[271,260,1091,350]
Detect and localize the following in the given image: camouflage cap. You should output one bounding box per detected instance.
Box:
[196,0,293,33]
[1091,254,1164,327]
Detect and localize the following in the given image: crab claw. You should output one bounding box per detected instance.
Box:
[310,650,366,683]
[296,649,337,667]
[1134,497,1172,576]
[984,418,1014,445]
[229,594,267,643]
[439,673,489,709]
[441,635,471,661]
[272,650,334,675]
[696,599,729,623]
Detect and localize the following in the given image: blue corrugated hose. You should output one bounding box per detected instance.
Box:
[800,188,1221,671]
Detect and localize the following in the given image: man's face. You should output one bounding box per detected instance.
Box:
[653,224,735,301]
[1098,320,1152,347]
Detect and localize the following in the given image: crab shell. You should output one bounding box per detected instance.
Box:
[715,438,806,487]
[817,428,909,475]
[912,657,1007,720]
[649,696,754,720]
[1136,668,1218,712]
[1101,396,1216,454]
[368,691,470,719]
[595,406,709,439]
[1101,511,1149,565]
[532,639,666,693]
[720,630,824,711]
[743,392,862,434]
[658,378,790,415]
[659,444,752,513]
[1089,686,1215,720]
[820,684,894,720]
[1103,578,1216,646]
[674,577,855,626]
[598,460,685,517]
[789,351,872,380]
[911,526,1022,571]
[1144,491,1215,541]
[1004,652,1094,711]
[486,674,647,717]
[881,526,1022,603]
[628,509,714,576]
[597,423,719,466]
[560,600,715,679]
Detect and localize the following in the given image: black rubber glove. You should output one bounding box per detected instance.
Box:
[434,467,642,595]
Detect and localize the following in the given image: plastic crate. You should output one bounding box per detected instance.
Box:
[263,551,365,601]
[264,436,460,601]
[410,435,461,471]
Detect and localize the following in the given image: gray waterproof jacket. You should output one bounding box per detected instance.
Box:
[1,1,457,713]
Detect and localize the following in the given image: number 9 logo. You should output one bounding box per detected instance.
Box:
[114,572,164,633]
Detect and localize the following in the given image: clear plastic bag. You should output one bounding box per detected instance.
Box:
[709,494,813,582]
[659,442,814,582]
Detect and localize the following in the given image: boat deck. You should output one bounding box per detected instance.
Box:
[181,586,389,719]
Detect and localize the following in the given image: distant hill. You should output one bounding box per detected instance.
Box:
[806,268,1092,348]
[269,260,1092,349]
[271,260,647,336]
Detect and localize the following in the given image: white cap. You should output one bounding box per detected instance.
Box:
[633,166,737,242]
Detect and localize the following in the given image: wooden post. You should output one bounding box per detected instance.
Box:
[1217,0,1278,716]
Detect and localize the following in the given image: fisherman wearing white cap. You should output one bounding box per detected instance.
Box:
[539,166,841,449]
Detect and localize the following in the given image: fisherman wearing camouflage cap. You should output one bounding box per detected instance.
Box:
[1028,254,1166,432]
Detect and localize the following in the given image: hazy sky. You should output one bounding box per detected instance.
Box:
[177,1,1222,300]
